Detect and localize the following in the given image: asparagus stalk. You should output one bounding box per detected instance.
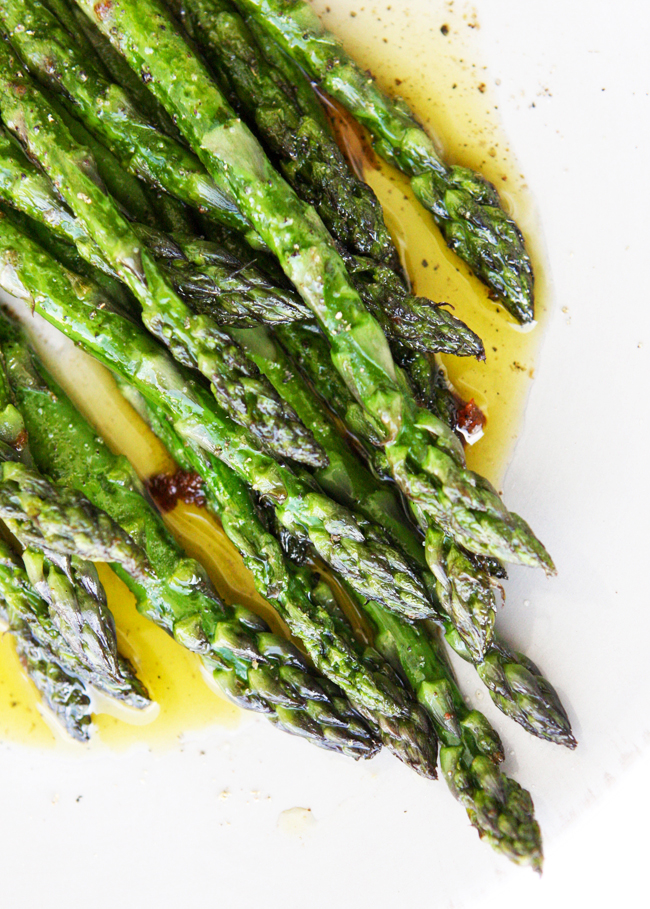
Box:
[251,324,574,745]
[0,211,439,622]
[341,250,484,359]
[445,626,576,749]
[72,0,552,571]
[0,543,93,740]
[43,0,183,138]
[0,461,149,576]
[1,0,261,243]
[233,0,535,323]
[0,327,154,698]
[269,320,498,658]
[0,128,308,327]
[0,47,324,467]
[167,0,399,268]
[13,631,94,741]
[4,330,381,759]
[0,232,439,772]
[168,0,484,358]
[122,383,438,776]
[0,528,150,711]
[362,600,543,869]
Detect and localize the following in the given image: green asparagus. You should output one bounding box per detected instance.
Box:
[445,626,576,748]
[233,0,535,322]
[124,384,438,776]
[0,129,308,327]
[271,320,498,659]
[0,226,440,774]
[0,528,150,711]
[168,0,485,359]
[0,542,93,740]
[72,0,552,571]
[362,600,543,869]
[43,0,182,138]
[4,329,381,758]
[1,0,260,242]
[254,323,574,744]
[167,0,399,269]
[13,631,94,740]
[0,48,324,467]
[0,318,153,697]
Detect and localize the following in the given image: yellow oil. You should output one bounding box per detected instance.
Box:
[0,1,549,748]
[313,0,549,486]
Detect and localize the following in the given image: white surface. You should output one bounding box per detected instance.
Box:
[2,0,650,905]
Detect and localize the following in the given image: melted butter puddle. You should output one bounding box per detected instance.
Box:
[0,0,550,747]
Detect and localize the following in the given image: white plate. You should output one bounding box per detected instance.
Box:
[1,1,649,905]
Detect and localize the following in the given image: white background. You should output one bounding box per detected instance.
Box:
[1,1,650,906]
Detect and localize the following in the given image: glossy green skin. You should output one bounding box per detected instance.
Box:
[5,338,378,758]
[0,131,305,327]
[0,220,439,661]
[171,0,484,357]
[276,325,576,748]
[13,629,93,741]
[270,321,574,744]
[0,546,93,741]
[391,345,461,433]
[129,387,438,777]
[0,127,111,276]
[2,0,256,240]
[275,320,498,660]
[0,321,151,697]
[0,534,149,713]
[234,0,535,323]
[0,48,322,467]
[446,627,576,749]
[343,251,485,359]
[167,0,398,268]
[233,324,420,555]
[0,461,149,576]
[0,362,94,740]
[44,0,183,138]
[363,601,543,869]
[21,546,126,684]
[73,0,551,569]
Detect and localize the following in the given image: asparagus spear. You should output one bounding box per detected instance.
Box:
[0,542,93,740]
[43,0,183,139]
[232,0,535,323]
[0,212,439,623]
[13,631,94,741]
[251,324,574,744]
[362,600,543,869]
[445,626,576,749]
[341,250,484,358]
[3,331,389,760]
[0,128,308,327]
[0,48,324,467]
[168,0,484,359]
[0,0,261,243]
[72,0,552,571]
[0,531,149,711]
[0,235,440,771]
[0,461,149,576]
[269,320,498,658]
[0,331,154,701]
[167,0,399,268]
[122,383,438,776]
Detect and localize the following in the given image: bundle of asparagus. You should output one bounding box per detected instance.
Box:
[0,0,572,871]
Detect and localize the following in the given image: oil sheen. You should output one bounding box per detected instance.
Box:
[0,1,549,750]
